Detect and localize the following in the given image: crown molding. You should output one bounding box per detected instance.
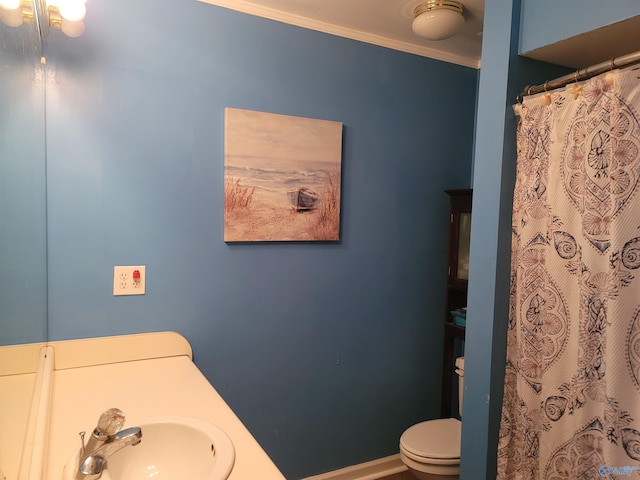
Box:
[198,0,481,69]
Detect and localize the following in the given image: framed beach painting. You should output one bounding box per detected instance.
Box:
[223,108,343,242]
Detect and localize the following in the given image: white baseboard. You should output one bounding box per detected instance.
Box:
[303,454,407,480]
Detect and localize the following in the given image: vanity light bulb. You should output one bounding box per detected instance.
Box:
[58,0,86,22]
[1,6,23,26]
[0,0,20,10]
[60,17,84,37]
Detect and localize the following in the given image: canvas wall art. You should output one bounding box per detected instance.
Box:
[224,108,343,242]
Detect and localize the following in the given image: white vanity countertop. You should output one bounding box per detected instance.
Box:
[1,332,286,480]
[47,354,286,479]
[0,372,36,479]
[0,341,46,480]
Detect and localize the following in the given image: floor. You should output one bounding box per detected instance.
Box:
[302,456,414,480]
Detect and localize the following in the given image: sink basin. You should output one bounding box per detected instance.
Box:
[63,416,235,480]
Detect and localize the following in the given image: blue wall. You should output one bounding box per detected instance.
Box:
[460,2,571,478]
[0,27,48,345]
[1,1,478,478]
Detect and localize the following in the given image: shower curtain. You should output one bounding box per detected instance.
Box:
[498,65,640,479]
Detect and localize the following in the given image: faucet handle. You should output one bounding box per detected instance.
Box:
[94,408,126,437]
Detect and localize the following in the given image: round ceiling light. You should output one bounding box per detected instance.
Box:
[412,1,465,41]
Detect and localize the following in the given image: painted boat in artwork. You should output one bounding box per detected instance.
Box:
[287,187,319,212]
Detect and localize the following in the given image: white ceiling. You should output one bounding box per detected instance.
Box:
[198,0,485,68]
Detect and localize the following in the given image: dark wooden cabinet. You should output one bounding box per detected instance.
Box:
[441,189,471,417]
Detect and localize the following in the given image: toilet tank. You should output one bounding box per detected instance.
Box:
[455,357,464,416]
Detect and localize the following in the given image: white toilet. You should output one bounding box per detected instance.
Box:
[399,357,464,480]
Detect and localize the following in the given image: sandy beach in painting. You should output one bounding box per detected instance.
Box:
[225,182,321,241]
[224,160,340,241]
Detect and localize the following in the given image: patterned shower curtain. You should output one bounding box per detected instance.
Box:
[498,65,640,479]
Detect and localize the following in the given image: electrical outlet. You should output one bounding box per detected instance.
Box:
[113,266,146,296]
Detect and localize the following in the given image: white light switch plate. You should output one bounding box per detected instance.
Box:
[113,266,146,296]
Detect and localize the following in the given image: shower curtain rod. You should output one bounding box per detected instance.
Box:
[520,50,640,99]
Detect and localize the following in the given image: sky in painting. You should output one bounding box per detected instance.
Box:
[224,108,342,169]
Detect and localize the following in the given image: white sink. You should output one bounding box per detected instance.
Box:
[63,416,235,480]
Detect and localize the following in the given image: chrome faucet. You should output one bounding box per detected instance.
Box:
[75,408,142,480]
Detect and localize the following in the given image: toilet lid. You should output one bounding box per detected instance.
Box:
[400,418,461,461]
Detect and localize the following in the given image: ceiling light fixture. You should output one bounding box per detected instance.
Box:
[0,0,87,38]
[412,0,465,41]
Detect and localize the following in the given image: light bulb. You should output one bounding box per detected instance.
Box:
[412,1,465,41]
[58,0,86,22]
[60,17,84,36]
[412,8,464,41]
[0,0,20,10]
[1,6,23,26]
